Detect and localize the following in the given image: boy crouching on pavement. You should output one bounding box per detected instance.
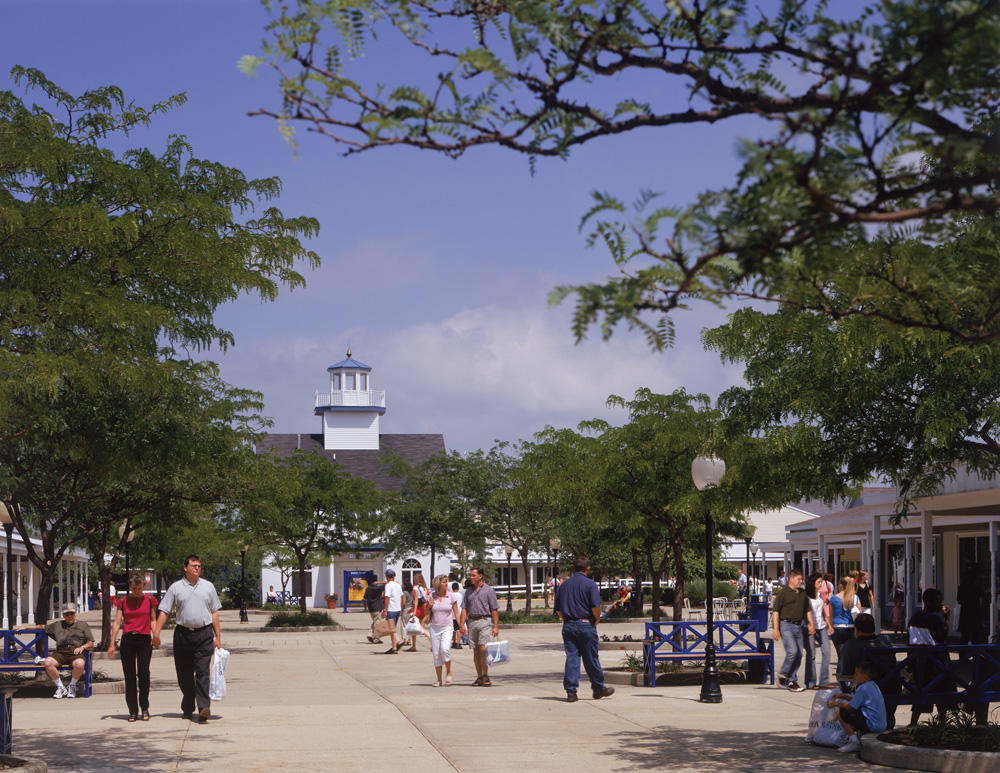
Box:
[826,660,888,754]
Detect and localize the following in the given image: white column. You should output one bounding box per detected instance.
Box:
[817,535,826,574]
[27,561,35,624]
[833,548,840,579]
[783,551,790,580]
[989,520,998,642]
[871,515,881,631]
[904,537,915,619]
[921,510,934,593]
[84,561,89,612]
[1,549,7,629]
[15,556,22,625]
[861,535,869,574]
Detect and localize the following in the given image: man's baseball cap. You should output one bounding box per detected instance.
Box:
[62,603,77,613]
[385,569,395,577]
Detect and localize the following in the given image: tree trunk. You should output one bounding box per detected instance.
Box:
[429,544,436,581]
[645,544,660,622]
[544,548,550,608]
[521,552,532,616]
[670,533,686,622]
[297,553,308,615]
[33,570,55,627]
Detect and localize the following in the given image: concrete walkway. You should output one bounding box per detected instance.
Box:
[11,610,920,772]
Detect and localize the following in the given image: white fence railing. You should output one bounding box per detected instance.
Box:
[315,390,386,408]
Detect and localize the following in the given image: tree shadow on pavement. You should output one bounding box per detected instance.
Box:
[599,726,872,772]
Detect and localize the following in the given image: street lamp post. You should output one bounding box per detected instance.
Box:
[118,521,136,580]
[503,544,514,612]
[692,454,726,704]
[751,543,759,595]
[239,545,249,623]
[549,538,561,605]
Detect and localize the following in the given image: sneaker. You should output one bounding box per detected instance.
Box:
[65,683,77,698]
[452,643,463,649]
[33,655,45,665]
[787,681,805,692]
[52,683,68,699]
[778,675,789,687]
[366,635,375,643]
[566,692,578,702]
[837,736,861,753]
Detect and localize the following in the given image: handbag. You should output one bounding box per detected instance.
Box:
[209,647,230,701]
[374,618,397,638]
[485,639,510,666]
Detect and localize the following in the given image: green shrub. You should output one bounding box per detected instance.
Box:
[906,710,1000,752]
[497,610,560,624]
[683,580,737,607]
[265,611,338,628]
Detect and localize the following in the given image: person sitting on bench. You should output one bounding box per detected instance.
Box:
[17,603,94,698]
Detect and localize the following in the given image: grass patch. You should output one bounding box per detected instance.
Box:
[265,611,338,628]
[617,652,748,673]
[497,610,560,624]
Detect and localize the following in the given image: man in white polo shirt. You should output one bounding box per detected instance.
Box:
[382,569,403,653]
[152,554,221,723]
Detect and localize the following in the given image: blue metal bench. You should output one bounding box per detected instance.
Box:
[642,619,774,687]
[0,630,93,697]
[869,644,1000,711]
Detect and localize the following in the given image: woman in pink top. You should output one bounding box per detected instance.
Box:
[108,572,158,721]
[423,575,460,686]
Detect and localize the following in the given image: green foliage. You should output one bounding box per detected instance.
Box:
[496,610,559,624]
[905,710,1000,752]
[265,611,338,628]
[235,451,382,614]
[0,68,319,628]
[251,1,1000,342]
[683,580,738,608]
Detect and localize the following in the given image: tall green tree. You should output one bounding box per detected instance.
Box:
[237,451,382,614]
[1,68,319,621]
[249,1,1000,344]
[382,451,488,580]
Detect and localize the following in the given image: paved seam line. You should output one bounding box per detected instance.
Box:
[319,639,461,772]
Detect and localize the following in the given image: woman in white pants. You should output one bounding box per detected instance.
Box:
[424,575,461,686]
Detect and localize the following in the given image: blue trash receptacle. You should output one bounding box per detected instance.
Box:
[747,595,771,683]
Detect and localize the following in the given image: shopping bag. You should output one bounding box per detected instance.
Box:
[209,647,230,702]
[374,618,397,638]
[485,639,510,666]
[813,723,849,748]
[804,688,839,743]
[404,615,424,636]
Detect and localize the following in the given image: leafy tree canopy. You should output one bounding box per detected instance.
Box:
[249,1,1000,346]
[1,66,320,404]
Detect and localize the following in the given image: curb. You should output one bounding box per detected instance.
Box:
[604,670,750,686]
[0,754,47,772]
[861,737,1000,772]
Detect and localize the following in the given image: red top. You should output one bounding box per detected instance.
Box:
[115,594,158,635]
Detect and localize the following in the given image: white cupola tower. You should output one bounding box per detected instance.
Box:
[314,348,386,450]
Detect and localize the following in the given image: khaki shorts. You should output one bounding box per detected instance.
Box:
[468,618,492,647]
[48,649,84,667]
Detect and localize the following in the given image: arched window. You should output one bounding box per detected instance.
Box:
[401,558,421,587]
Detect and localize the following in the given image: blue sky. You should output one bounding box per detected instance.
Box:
[5,0,756,451]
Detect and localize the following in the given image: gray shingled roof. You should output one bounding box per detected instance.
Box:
[255,433,446,491]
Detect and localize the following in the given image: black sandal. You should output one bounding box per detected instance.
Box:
[127,714,137,723]
[141,710,150,721]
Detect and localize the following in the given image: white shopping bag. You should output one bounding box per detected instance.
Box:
[209,647,230,701]
[404,615,424,636]
[485,639,510,666]
[804,688,840,744]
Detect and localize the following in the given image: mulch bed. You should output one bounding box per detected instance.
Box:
[877,729,1000,753]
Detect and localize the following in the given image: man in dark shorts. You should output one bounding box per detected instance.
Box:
[364,573,385,644]
[18,603,94,698]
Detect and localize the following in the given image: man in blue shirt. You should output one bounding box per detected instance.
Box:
[554,555,614,703]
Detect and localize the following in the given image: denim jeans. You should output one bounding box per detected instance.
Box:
[805,627,832,687]
[778,621,804,682]
[561,620,604,694]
